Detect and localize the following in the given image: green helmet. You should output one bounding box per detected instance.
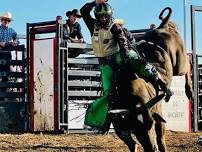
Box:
[94,3,113,28]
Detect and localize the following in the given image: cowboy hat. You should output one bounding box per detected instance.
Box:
[66,9,81,18]
[114,19,125,26]
[0,12,13,21]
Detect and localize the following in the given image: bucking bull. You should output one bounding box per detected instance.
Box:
[105,7,193,152]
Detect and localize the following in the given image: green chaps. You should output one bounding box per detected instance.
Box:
[84,53,121,128]
[84,65,112,128]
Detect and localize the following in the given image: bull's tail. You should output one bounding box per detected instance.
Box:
[157,7,172,29]
[185,72,194,101]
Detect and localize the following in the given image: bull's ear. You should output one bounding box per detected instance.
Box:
[152,112,166,123]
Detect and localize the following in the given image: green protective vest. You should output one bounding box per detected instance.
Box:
[91,23,119,57]
[84,53,122,128]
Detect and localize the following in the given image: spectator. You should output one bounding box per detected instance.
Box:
[0,12,18,100]
[63,9,84,42]
[150,23,156,29]
[63,9,85,58]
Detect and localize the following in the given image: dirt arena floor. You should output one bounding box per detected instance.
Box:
[0,131,201,152]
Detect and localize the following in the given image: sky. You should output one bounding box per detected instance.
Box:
[1,0,202,56]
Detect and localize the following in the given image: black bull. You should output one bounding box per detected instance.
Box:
[107,7,193,152]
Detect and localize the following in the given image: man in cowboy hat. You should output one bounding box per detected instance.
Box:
[63,9,85,58]
[0,12,18,49]
[0,11,18,100]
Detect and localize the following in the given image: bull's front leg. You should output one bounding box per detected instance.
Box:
[114,125,138,152]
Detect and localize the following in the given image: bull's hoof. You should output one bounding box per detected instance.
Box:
[165,88,174,102]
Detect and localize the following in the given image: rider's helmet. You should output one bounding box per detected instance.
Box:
[94,3,113,28]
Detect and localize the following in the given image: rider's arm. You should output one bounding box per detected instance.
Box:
[123,28,136,44]
[111,23,129,62]
[80,1,96,36]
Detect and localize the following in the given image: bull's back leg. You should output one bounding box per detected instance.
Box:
[113,124,138,152]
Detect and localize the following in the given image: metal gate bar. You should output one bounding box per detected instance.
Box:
[190,5,202,132]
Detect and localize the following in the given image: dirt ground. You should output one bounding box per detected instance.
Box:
[0,131,201,152]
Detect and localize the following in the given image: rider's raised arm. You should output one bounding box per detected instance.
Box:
[80,1,96,36]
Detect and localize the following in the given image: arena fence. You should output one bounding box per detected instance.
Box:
[0,44,28,132]
[25,17,195,133]
[191,5,202,132]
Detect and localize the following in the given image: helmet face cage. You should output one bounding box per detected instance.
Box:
[94,3,112,27]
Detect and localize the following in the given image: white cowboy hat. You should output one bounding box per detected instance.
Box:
[114,19,125,26]
[0,12,13,21]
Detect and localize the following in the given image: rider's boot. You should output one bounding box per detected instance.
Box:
[142,63,173,102]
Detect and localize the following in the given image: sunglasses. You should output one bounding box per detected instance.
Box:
[2,18,11,22]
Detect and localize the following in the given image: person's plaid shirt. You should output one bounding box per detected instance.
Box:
[0,25,17,42]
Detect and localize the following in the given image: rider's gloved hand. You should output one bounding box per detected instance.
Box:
[95,0,108,4]
[127,49,138,59]
[126,49,139,65]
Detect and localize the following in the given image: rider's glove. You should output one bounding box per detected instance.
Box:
[127,49,138,59]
